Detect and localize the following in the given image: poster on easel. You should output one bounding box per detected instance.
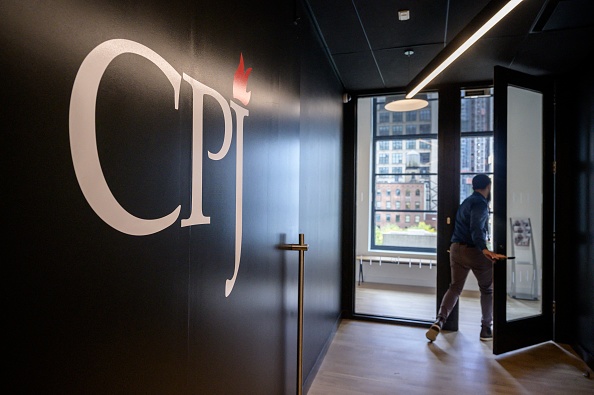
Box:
[509,217,538,301]
[511,218,531,247]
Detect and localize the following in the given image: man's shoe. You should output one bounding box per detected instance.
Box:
[426,320,442,342]
[480,326,493,341]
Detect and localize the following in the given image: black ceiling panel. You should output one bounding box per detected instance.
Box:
[430,36,520,85]
[353,0,448,50]
[332,51,385,91]
[375,43,444,89]
[445,0,492,43]
[305,0,592,92]
[513,25,594,76]
[306,0,369,54]
[542,0,594,31]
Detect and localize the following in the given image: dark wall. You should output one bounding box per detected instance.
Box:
[297,7,344,389]
[556,66,594,368]
[3,0,343,393]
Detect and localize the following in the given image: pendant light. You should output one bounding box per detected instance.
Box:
[385,50,428,112]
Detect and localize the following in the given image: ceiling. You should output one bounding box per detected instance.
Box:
[304,0,594,93]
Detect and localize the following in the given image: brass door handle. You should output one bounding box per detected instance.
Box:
[279,233,309,251]
[279,243,309,251]
[278,233,308,395]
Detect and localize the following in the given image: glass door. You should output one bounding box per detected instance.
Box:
[492,66,554,355]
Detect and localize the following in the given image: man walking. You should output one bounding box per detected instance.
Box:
[426,174,506,342]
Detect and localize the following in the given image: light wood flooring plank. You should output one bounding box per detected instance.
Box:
[355,282,543,324]
[308,319,594,394]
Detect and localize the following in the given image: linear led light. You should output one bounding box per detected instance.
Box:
[406,0,524,99]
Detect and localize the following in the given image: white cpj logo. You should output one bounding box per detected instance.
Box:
[69,39,252,297]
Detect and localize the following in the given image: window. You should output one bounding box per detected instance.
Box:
[420,108,431,121]
[460,87,494,240]
[356,93,441,321]
[376,190,381,200]
[366,94,439,254]
[420,152,431,164]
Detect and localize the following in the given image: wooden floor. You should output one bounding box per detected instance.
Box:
[308,284,594,394]
[355,282,542,323]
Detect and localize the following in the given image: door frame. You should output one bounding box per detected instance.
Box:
[492,65,555,355]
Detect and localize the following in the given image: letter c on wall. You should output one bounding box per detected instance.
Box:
[69,39,182,235]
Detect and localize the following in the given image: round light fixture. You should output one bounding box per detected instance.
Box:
[384,49,429,111]
[385,98,428,112]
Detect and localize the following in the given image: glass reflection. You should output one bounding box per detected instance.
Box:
[506,86,543,321]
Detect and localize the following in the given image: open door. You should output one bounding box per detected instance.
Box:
[492,66,554,355]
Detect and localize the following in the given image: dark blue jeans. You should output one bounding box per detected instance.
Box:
[437,242,493,328]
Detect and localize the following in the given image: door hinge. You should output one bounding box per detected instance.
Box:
[552,301,556,315]
[552,161,557,174]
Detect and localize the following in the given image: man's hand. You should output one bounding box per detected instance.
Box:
[482,249,507,262]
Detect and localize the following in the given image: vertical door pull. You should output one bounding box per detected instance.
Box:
[279,234,308,395]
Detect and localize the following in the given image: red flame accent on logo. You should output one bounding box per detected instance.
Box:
[233,53,252,106]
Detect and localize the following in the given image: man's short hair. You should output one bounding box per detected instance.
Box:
[472,174,491,190]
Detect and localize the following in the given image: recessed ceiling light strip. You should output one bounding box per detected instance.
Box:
[406,0,524,99]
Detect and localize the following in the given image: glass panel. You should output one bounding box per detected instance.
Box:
[354,94,438,323]
[506,86,543,321]
[460,136,495,232]
[459,89,496,311]
[373,174,438,252]
[461,88,494,133]
[460,137,494,178]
